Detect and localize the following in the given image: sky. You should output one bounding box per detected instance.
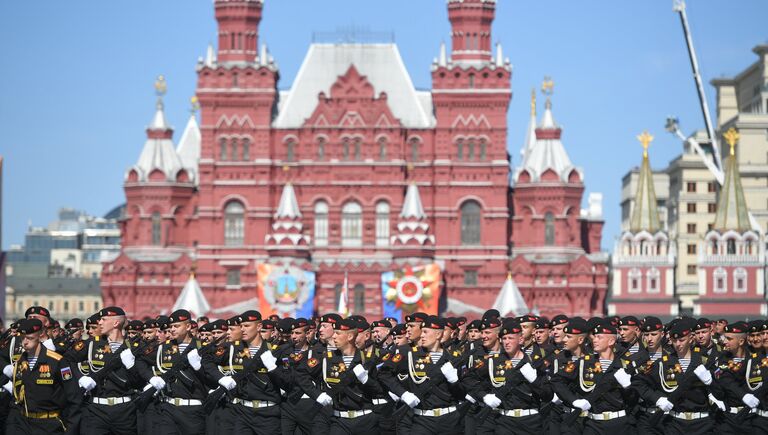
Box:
[0,0,765,250]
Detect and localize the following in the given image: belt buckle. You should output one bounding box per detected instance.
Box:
[434,408,441,417]
[514,409,521,417]
[349,410,357,418]
[108,397,115,406]
[174,398,181,406]
[685,412,693,420]
[603,411,610,420]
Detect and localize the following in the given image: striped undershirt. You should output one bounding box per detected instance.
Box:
[109,341,122,353]
[650,351,662,361]
[429,351,442,364]
[599,359,612,372]
[248,346,261,357]
[510,358,522,367]
[28,357,38,370]
[524,347,533,357]
[178,343,189,354]
[628,343,639,354]
[679,358,691,372]
[342,355,354,367]
[732,357,744,363]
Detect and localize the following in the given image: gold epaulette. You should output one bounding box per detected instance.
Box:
[46,349,63,361]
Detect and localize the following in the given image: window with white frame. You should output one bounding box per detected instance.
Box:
[628,268,641,293]
[375,201,390,247]
[341,202,363,247]
[226,269,241,286]
[224,201,245,246]
[353,283,365,314]
[646,268,660,293]
[460,201,481,245]
[314,201,328,247]
[151,212,162,246]
[734,268,747,293]
[714,267,727,293]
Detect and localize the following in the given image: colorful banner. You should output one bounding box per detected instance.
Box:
[257,263,315,318]
[381,264,442,322]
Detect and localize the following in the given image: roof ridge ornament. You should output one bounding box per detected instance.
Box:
[637,130,654,158]
[724,127,739,156]
[154,75,167,111]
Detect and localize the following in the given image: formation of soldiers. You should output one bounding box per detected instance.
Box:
[0,305,767,435]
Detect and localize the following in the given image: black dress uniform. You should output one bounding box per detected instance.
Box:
[709,322,756,435]
[5,319,81,435]
[295,318,383,435]
[633,323,713,435]
[0,327,25,434]
[378,317,466,435]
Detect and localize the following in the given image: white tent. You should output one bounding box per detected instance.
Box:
[172,274,210,317]
[492,273,529,317]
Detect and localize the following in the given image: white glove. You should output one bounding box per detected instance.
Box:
[465,394,476,404]
[613,368,632,388]
[483,393,502,409]
[551,393,562,405]
[388,391,400,402]
[656,397,674,412]
[120,349,135,370]
[693,365,712,385]
[218,375,236,391]
[78,375,97,392]
[352,364,369,384]
[520,362,537,383]
[440,362,459,384]
[2,381,12,394]
[742,393,759,409]
[708,393,726,411]
[572,399,591,411]
[259,351,278,372]
[2,365,13,379]
[142,383,153,392]
[149,376,166,391]
[401,391,420,408]
[186,349,202,371]
[316,392,333,407]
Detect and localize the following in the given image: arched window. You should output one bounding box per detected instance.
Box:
[410,138,420,162]
[714,267,727,293]
[378,137,387,160]
[353,137,362,161]
[468,73,475,89]
[341,202,363,247]
[460,201,481,245]
[219,137,228,161]
[628,268,641,293]
[353,283,365,314]
[456,138,464,160]
[241,138,250,161]
[467,137,476,161]
[333,283,343,309]
[314,201,329,247]
[286,139,296,162]
[726,238,736,255]
[646,268,660,293]
[151,212,162,246]
[545,212,555,246]
[317,137,326,160]
[479,138,487,160]
[342,138,350,161]
[375,201,390,247]
[224,201,245,246]
[734,268,747,293]
[230,138,238,162]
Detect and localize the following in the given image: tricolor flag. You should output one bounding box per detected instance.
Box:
[337,271,350,317]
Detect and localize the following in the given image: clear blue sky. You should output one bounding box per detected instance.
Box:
[0,0,765,249]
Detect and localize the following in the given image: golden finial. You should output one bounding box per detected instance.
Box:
[530,88,536,117]
[154,75,167,97]
[541,76,554,97]
[190,96,200,113]
[282,165,290,172]
[723,127,739,156]
[637,131,654,158]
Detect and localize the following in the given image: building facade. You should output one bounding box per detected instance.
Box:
[101,0,607,320]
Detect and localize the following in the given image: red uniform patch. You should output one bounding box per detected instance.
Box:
[382,353,391,361]
[307,358,318,368]
[74,342,84,351]
[392,354,402,363]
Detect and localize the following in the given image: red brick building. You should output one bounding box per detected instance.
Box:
[101,0,608,320]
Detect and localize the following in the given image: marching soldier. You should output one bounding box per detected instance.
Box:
[711,321,759,434]
[273,318,317,435]
[5,318,81,435]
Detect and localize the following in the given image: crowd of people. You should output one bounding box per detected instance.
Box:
[0,304,766,435]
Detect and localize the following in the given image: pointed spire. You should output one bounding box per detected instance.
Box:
[521,88,537,160]
[492,272,529,317]
[205,43,216,67]
[259,43,268,66]
[275,183,302,219]
[400,184,426,219]
[149,75,170,131]
[630,131,661,233]
[172,273,210,316]
[713,128,751,232]
[177,96,201,176]
[495,42,503,67]
[539,77,557,129]
[439,41,447,67]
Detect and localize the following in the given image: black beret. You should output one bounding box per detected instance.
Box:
[25,306,51,319]
[189,320,198,329]
[456,317,467,327]
[641,317,664,332]
[593,321,617,335]
[383,317,398,326]
[169,310,192,323]
[517,314,538,324]
[261,320,275,330]
[210,319,227,331]
[609,316,621,327]
[564,318,588,335]
[748,320,763,333]
[724,321,748,334]
[482,309,501,321]
[17,319,44,335]
[240,310,262,322]
[277,318,294,333]
[586,317,602,331]
[619,316,639,327]
[535,318,550,329]
[98,306,125,317]
[156,316,171,329]
[143,319,158,330]
[444,317,459,329]
[405,312,428,323]
[467,320,482,330]
[292,318,309,330]
[356,319,371,332]
[551,315,569,327]
[695,318,712,330]
[51,319,61,329]
[226,315,242,326]
[669,322,693,339]
[268,314,280,322]
[500,319,522,336]
[65,318,84,329]
[198,323,214,333]
[333,318,357,331]
[422,316,445,330]
[371,320,391,329]
[86,314,101,327]
[125,320,144,332]
[319,313,342,325]
[480,317,502,330]
[390,324,406,336]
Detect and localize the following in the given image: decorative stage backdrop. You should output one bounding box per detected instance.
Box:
[381,264,442,321]
[257,263,315,318]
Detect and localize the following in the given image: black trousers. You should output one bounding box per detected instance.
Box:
[80,401,136,435]
[633,411,663,435]
[311,406,332,435]
[410,410,464,435]
[6,413,65,435]
[281,399,318,435]
[231,402,282,435]
[582,416,630,435]
[715,412,754,435]
[395,409,412,435]
[156,402,207,435]
[373,402,396,435]
[476,412,541,435]
[662,415,714,435]
[753,415,768,435]
[329,412,379,435]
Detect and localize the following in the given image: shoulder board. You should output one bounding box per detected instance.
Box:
[132,342,139,348]
[693,346,700,352]
[412,346,418,352]
[270,344,277,350]
[625,351,631,357]
[327,351,333,358]
[165,339,171,344]
[46,349,63,361]
[584,355,590,361]
[94,336,101,342]
[662,355,668,361]
[534,354,540,360]
[234,340,241,346]
[452,350,460,357]
[752,353,758,358]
